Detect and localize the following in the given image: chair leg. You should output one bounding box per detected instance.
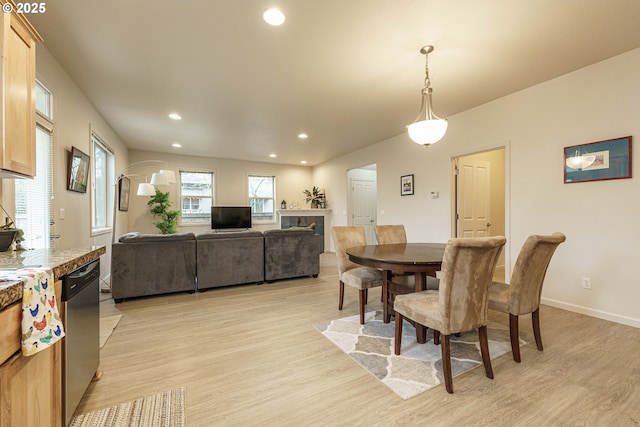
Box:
[509,313,521,363]
[532,308,544,351]
[433,330,440,345]
[359,289,366,324]
[441,334,453,393]
[338,281,345,310]
[394,312,403,355]
[364,288,368,305]
[478,326,494,379]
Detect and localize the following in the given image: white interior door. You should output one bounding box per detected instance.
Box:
[350,178,376,243]
[457,158,491,237]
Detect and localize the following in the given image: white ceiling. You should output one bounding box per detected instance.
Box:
[29,0,640,166]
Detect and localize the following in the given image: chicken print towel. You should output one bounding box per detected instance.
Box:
[15,268,65,356]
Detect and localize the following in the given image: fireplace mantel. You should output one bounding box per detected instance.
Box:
[278,209,332,252]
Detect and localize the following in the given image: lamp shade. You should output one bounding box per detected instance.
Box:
[565,155,596,170]
[407,119,448,145]
[150,172,169,186]
[159,169,176,184]
[136,183,156,196]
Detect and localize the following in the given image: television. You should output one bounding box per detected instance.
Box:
[211,206,252,230]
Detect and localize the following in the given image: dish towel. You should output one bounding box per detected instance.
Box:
[2,268,66,356]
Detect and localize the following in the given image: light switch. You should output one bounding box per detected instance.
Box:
[60,208,65,220]
[430,191,439,199]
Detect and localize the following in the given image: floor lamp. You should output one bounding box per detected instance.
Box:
[111,160,176,245]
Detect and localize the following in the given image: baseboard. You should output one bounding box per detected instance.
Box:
[541,297,640,328]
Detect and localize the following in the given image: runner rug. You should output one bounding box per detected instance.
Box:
[314,311,529,400]
[99,315,122,349]
[69,387,186,427]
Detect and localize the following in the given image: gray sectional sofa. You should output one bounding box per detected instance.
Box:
[110,228,321,302]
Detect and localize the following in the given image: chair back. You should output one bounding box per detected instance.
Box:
[331,226,368,276]
[438,236,506,335]
[374,225,407,245]
[507,232,566,315]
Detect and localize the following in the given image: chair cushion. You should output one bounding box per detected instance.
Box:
[488,281,510,313]
[341,266,383,290]
[394,290,442,331]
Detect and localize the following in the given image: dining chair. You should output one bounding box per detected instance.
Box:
[488,232,566,362]
[394,236,506,393]
[331,225,383,324]
[373,224,407,245]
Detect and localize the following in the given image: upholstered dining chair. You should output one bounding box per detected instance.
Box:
[331,225,383,324]
[374,224,407,245]
[488,232,566,362]
[394,236,506,394]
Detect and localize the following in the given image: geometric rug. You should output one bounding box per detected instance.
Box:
[100,315,122,349]
[314,311,529,400]
[69,387,186,427]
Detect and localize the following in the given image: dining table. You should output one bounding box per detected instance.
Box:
[346,242,446,343]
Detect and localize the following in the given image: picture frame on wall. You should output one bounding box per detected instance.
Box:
[401,174,414,196]
[564,136,632,184]
[118,176,130,211]
[67,146,90,193]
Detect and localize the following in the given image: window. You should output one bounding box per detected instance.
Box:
[91,133,113,231]
[248,175,275,222]
[14,81,53,249]
[180,170,214,224]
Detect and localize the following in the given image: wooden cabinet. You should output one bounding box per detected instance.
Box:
[0,1,41,178]
[0,280,62,427]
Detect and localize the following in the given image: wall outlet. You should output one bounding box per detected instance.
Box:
[581,277,591,289]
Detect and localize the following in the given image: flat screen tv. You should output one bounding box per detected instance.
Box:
[211,206,252,230]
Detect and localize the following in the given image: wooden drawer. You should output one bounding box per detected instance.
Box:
[0,302,21,364]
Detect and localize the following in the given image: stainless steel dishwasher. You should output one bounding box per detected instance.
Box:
[61,258,100,426]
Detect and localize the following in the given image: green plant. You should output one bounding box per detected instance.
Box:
[0,204,25,250]
[147,189,180,234]
[303,186,325,208]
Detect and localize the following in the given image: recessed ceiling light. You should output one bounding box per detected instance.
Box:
[168,113,182,120]
[269,153,277,158]
[172,143,182,148]
[298,133,308,139]
[263,8,285,26]
[300,160,307,164]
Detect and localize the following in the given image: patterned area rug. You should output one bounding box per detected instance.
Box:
[69,387,186,427]
[314,311,529,399]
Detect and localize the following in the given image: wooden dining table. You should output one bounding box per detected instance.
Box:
[346,242,446,343]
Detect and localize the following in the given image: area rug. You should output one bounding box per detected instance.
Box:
[69,387,186,427]
[314,311,529,400]
[100,315,122,348]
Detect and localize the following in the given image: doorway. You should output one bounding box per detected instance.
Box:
[347,164,377,244]
[452,148,506,275]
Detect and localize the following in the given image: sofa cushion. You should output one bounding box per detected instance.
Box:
[196,230,263,240]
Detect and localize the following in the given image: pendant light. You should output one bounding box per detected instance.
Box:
[407,45,448,146]
[565,147,596,170]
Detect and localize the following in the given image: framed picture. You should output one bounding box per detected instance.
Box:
[118,176,130,211]
[67,146,90,193]
[401,174,414,196]
[564,136,632,184]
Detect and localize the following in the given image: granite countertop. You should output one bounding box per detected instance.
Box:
[0,246,106,310]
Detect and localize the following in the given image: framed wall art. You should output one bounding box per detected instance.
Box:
[118,176,130,211]
[67,146,90,193]
[564,136,632,184]
[401,174,414,196]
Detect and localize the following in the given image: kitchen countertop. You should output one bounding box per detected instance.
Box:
[0,246,106,310]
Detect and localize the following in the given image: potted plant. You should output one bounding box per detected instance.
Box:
[0,204,25,251]
[147,189,180,234]
[303,186,326,208]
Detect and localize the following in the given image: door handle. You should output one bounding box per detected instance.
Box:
[486,222,491,227]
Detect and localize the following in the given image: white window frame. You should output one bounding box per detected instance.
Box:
[91,132,114,235]
[178,169,215,226]
[248,173,276,224]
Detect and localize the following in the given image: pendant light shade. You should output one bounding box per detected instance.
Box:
[565,147,596,170]
[407,45,448,146]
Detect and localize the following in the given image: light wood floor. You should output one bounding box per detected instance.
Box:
[90,254,640,426]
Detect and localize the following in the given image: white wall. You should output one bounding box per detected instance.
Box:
[125,150,313,235]
[313,48,640,327]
